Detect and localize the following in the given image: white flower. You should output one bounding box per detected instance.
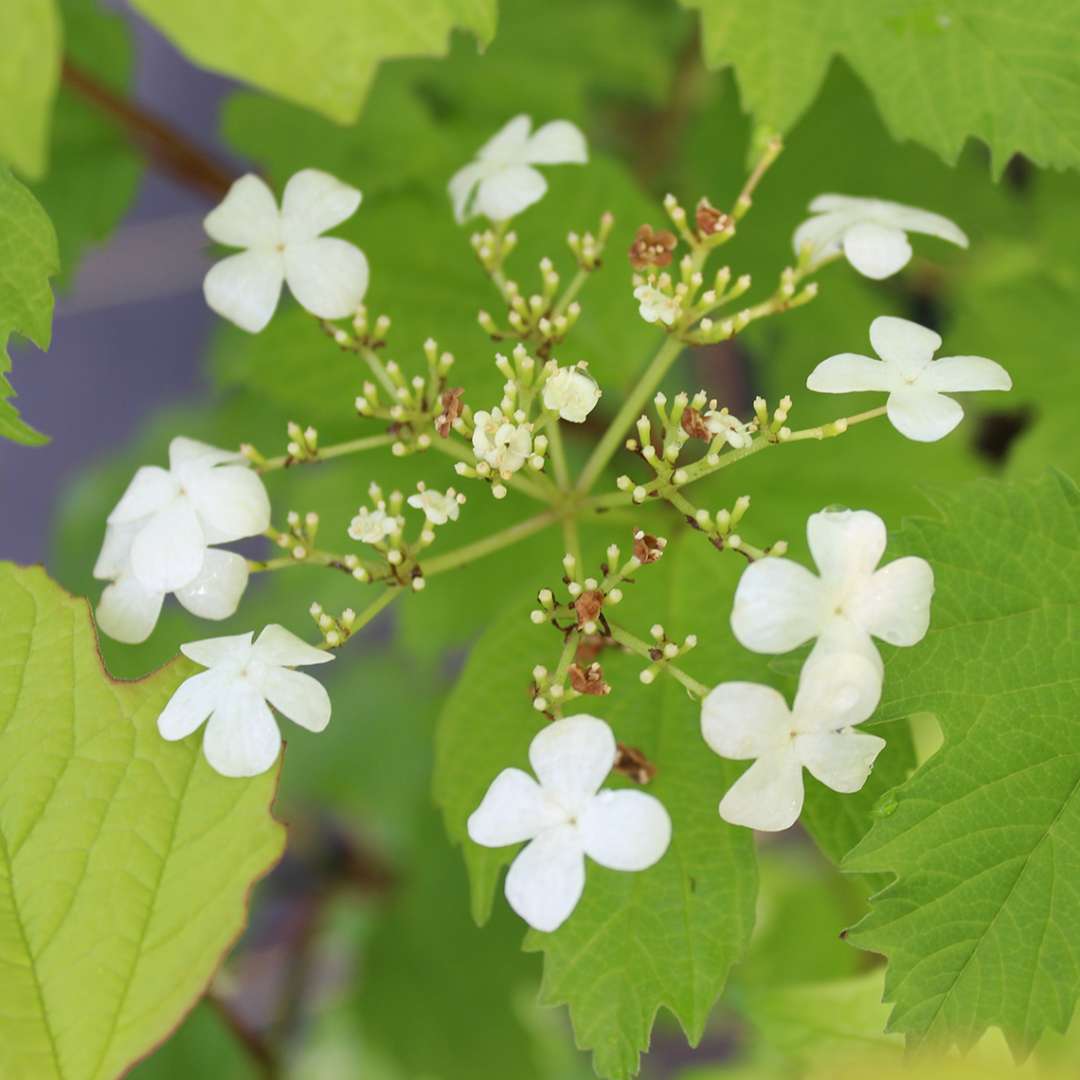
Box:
[158,625,334,778]
[807,315,1012,443]
[203,169,369,333]
[468,716,671,932]
[348,506,398,544]
[472,408,533,475]
[702,651,885,832]
[704,409,752,449]
[633,284,680,326]
[731,507,934,672]
[542,366,601,423]
[407,486,462,526]
[448,114,587,224]
[94,437,270,644]
[793,194,968,279]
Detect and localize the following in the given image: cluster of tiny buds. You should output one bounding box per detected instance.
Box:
[470,227,517,272]
[753,394,796,442]
[638,624,699,685]
[275,508,321,561]
[662,192,736,250]
[567,211,614,270]
[309,601,359,649]
[285,421,319,463]
[347,304,392,346]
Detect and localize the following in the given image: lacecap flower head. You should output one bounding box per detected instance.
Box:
[159,625,334,778]
[793,194,967,279]
[468,715,671,932]
[204,169,368,333]
[702,650,884,832]
[807,315,1011,443]
[731,507,933,672]
[449,114,587,224]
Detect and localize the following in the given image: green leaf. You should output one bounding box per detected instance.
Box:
[0,0,60,178]
[128,0,496,125]
[0,165,58,445]
[844,471,1080,1058]
[434,536,758,1079]
[0,563,285,1079]
[682,0,1080,175]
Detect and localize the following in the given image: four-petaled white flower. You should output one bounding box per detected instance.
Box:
[468,716,671,932]
[732,508,934,672]
[702,652,884,831]
[449,114,588,224]
[347,506,399,545]
[793,194,968,279]
[203,169,369,333]
[633,284,680,326]
[807,315,1012,443]
[542,366,601,423]
[407,486,462,526]
[704,409,752,449]
[472,408,533,475]
[159,625,334,778]
[94,437,270,644]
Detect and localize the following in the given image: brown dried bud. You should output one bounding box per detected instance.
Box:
[628,224,678,270]
[695,198,732,237]
[633,529,665,564]
[575,636,606,664]
[568,662,610,696]
[614,742,657,784]
[435,387,464,438]
[680,407,711,441]
[574,588,605,626]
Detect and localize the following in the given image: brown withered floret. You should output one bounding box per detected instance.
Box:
[568,661,611,696]
[574,589,605,626]
[628,224,678,270]
[680,406,711,441]
[575,635,606,664]
[633,529,665,564]
[614,742,657,784]
[695,197,732,237]
[435,387,464,437]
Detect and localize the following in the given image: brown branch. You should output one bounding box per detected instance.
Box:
[62,58,241,201]
[206,990,282,1079]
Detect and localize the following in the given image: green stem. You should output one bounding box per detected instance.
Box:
[552,268,589,317]
[258,432,396,474]
[608,624,709,699]
[358,344,399,399]
[351,586,402,629]
[423,508,561,577]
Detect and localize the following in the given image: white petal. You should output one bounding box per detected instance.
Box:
[922,355,1012,394]
[468,768,567,847]
[184,464,271,544]
[280,168,361,242]
[886,387,964,442]
[579,790,671,871]
[849,556,934,647]
[202,680,282,778]
[731,557,824,654]
[796,730,886,793]
[203,174,280,248]
[701,681,791,760]
[811,618,883,677]
[130,498,206,593]
[168,437,243,471]
[870,315,941,378]
[504,825,585,932]
[806,352,894,394]
[791,651,882,734]
[96,574,164,645]
[529,714,616,813]
[175,549,250,621]
[524,120,588,164]
[283,237,369,319]
[250,664,331,733]
[448,161,488,223]
[158,669,227,741]
[474,165,547,222]
[879,201,968,248]
[792,210,849,264]
[807,508,886,587]
[842,222,912,279]
[478,114,533,161]
[181,631,254,669]
[93,521,141,579]
[719,748,804,832]
[107,466,179,525]
[252,624,335,667]
[203,249,285,334]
